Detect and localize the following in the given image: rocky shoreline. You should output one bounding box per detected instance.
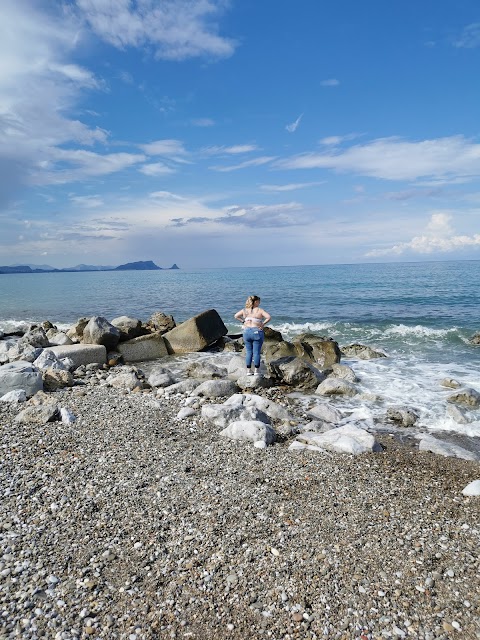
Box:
[1,311,479,639]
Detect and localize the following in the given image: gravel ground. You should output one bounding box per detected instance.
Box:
[1,380,479,640]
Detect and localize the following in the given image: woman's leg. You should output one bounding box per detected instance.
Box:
[252,331,264,369]
[244,329,253,369]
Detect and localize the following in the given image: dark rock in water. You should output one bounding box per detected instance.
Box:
[169,263,180,269]
[115,260,161,271]
[386,406,419,427]
[341,343,387,359]
[469,332,480,345]
[293,334,342,370]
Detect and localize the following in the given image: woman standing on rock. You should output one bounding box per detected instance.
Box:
[234,295,271,376]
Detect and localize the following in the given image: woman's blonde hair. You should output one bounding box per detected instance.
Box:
[245,295,260,309]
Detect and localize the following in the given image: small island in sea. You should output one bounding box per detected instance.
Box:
[0,260,179,274]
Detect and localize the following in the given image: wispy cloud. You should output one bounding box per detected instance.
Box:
[76,0,237,60]
[202,144,260,156]
[171,202,312,228]
[366,212,480,256]
[210,156,275,172]
[320,79,340,87]
[69,194,104,208]
[276,135,480,182]
[453,23,480,48]
[140,139,188,157]
[285,114,303,133]
[139,162,176,176]
[260,181,324,192]
[319,133,360,145]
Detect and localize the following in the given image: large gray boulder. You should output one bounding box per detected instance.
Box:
[224,393,293,422]
[297,425,381,455]
[117,332,169,362]
[201,403,271,429]
[82,316,121,350]
[267,356,325,389]
[417,434,478,461]
[446,387,480,408]
[446,404,470,424]
[219,420,276,446]
[165,379,201,395]
[49,344,107,368]
[293,334,342,369]
[307,402,342,424]
[264,341,297,362]
[33,349,68,371]
[47,331,73,346]
[15,404,59,425]
[341,344,387,359]
[111,316,146,341]
[315,378,358,397]
[191,380,238,398]
[0,361,43,398]
[186,361,227,379]
[329,363,358,383]
[163,309,227,354]
[42,368,74,392]
[21,326,50,348]
[147,367,177,388]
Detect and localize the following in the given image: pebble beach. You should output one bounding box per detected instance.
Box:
[1,377,479,640]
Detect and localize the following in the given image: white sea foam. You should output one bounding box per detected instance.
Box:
[0,319,71,334]
[271,321,336,338]
[383,324,458,338]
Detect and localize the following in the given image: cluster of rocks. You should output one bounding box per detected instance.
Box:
[2,308,479,470]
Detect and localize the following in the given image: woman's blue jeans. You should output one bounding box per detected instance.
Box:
[243,327,264,368]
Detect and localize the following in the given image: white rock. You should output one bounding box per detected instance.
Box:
[297,425,380,455]
[0,361,43,398]
[307,402,342,424]
[191,379,238,398]
[148,367,176,388]
[60,407,77,424]
[446,404,470,424]
[315,378,358,397]
[106,372,142,391]
[0,389,27,403]
[417,434,478,461]
[220,420,276,445]
[461,479,480,496]
[288,441,326,453]
[177,407,196,420]
[33,349,68,371]
[224,393,292,421]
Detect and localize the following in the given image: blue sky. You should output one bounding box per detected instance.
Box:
[1,0,480,268]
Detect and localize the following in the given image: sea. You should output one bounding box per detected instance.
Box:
[1,261,479,445]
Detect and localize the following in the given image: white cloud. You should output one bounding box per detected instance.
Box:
[139,162,176,176]
[260,182,324,192]
[453,23,480,48]
[319,133,360,146]
[285,114,303,133]
[202,144,260,156]
[140,139,188,157]
[320,79,340,87]
[69,194,104,208]
[366,212,480,256]
[277,135,480,182]
[76,0,237,60]
[210,156,275,172]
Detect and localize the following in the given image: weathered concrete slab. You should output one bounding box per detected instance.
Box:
[117,332,168,362]
[49,344,107,368]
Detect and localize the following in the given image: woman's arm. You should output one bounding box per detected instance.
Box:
[261,309,271,325]
[234,309,245,322]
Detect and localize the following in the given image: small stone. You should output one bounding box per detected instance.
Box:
[270,547,280,557]
[292,612,304,622]
[443,621,454,633]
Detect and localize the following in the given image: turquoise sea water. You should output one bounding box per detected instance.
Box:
[1,261,479,440]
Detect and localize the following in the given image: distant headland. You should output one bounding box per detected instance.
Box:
[0,260,179,274]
